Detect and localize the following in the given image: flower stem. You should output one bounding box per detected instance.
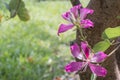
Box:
[80,28,84,40]
[91,74,97,80]
[77,26,86,41]
[93,74,97,80]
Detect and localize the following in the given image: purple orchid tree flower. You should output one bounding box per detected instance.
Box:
[58,4,94,35]
[65,42,107,77]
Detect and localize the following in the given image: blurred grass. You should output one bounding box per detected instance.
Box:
[0,1,72,80]
[0,0,90,80]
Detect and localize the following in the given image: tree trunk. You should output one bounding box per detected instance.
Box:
[71,0,120,80]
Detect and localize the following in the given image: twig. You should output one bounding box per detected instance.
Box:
[111,41,120,45]
[108,44,120,57]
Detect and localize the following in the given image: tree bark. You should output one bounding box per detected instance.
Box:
[70,0,120,80]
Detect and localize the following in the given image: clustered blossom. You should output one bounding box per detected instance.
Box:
[58,4,108,78]
[65,42,107,77]
[58,4,94,35]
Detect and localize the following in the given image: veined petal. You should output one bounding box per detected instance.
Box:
[81,42,90,58]
[62,11,71,21]
[57,24,74,35]
[70,43,84,60]
[65,62,83,72]
[91,52,107,63]
[81,19,94,28]
[70,4,82,19]
[89,63,107,77]
[80,8,94,20]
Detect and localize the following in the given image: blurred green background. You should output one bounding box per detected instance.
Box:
[0,0,89,80]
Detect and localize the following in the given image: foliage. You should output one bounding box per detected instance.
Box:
[93,40,111,53]
[93,26,120,53]
[102,27,120,39]
[8,0,30,21]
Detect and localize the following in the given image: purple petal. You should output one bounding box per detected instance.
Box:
[81,42,90,58]
[70,43,84,60]
[70,4,82,19]
[57,24,74,35]
[80,8,94,20]
[65,62,83,72]
[81,19,94,28]
[89,63,107,77]
[91,52,107,63]
[62,11,71,21]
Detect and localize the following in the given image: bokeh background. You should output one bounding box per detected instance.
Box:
[0,0,89,80]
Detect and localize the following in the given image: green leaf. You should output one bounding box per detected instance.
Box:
[117,16,120,19]
[93,40,111,53]
[102,27,120,39]
[8,0,30,21]
[17,0,30,21]
[9,0,20,18]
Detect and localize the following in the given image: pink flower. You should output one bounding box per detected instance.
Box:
[65,42,107,77]
[58,4,94,35]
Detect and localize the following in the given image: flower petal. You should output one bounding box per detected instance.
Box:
[65,62,83,72]
[81,19,94,28]
[81,42,90,58]
[57,24,74,35]
[89,63,107,77]
[91,52,107,63]
[70,4,82,19]
[80,8,94,20]
[62,11,71,21]
[70,43,84,60]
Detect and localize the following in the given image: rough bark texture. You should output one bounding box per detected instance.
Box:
[71,0,120,80]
